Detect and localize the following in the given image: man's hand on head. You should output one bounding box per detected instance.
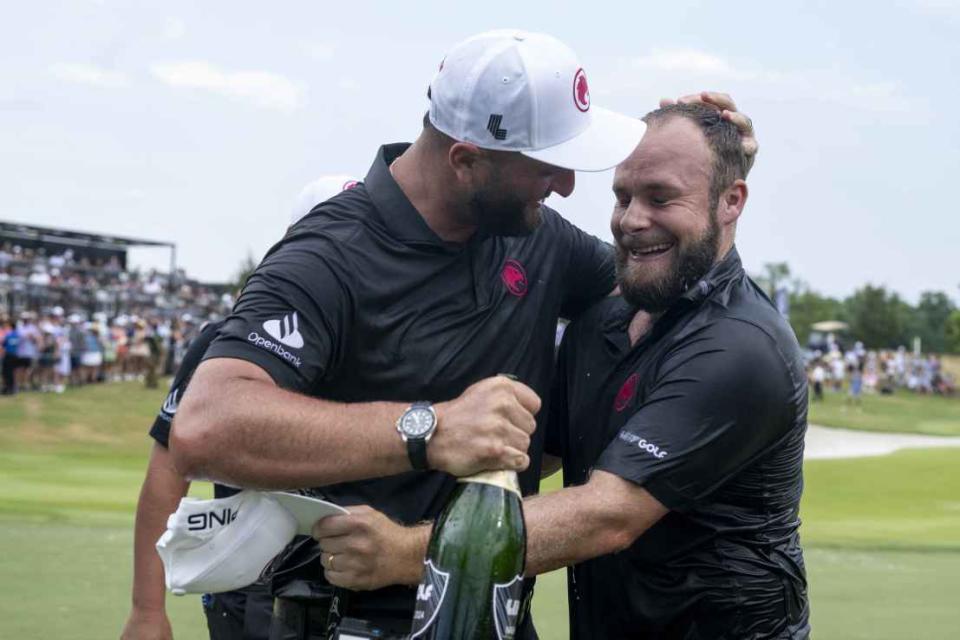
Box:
[660,91,758,166]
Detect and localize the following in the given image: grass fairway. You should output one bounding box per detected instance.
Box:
[2,382,959,638]
[808,389,960,436]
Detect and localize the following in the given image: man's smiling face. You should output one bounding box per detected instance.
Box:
[611,116,721,312]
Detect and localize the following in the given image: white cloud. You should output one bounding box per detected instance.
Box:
[50,62,128,88]
[150,61,305,113]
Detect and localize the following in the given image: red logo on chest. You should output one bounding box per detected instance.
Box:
[501,259,528,297]
[614,373,639,412]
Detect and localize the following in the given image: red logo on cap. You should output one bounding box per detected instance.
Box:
[614,373,639,412]
[501,259,528,297]
[573,68,590,112]
[342,180,359,191]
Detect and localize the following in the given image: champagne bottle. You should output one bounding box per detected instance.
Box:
[409,470,526,639]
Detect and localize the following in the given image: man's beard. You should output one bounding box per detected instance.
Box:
[616,212,720,313]
[469,187,541,237]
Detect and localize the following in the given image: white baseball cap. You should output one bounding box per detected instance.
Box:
[290,175,361,226]
[428,30,646,172]
[156,490,349,595]
[268,490,350,535]
[156,491,297,595]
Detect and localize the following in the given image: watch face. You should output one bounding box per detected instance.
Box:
[401,408,435,438]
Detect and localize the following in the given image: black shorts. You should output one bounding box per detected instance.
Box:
[203,583,274,640]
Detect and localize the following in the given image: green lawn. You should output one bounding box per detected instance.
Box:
[1,382,959,638]
[808,388,960,436]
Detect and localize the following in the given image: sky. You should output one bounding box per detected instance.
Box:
[2,0,958,303]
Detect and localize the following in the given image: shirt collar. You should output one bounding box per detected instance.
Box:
[600,246,745,349]
[364,143,453,247]
[677,246,744,306]
[600,297,636,353]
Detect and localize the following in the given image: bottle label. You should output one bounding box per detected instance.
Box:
[493,574,524,640]
[458,470,521,496]
[409,559,450,638]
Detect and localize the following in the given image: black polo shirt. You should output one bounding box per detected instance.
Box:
[201,142,614,618]
[150,321,239,499]
[547,248,810,639]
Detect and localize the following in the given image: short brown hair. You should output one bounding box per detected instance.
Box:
[642,103,750,207]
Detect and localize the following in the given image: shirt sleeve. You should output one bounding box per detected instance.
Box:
[148,323,221,448]
[553,213,615,319]
[595,318,800,511]
[202,234,353,393]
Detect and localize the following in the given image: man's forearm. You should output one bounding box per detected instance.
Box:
[523,471,668,576]
[131,444,190,612]
[171,359,540,489]
[337,473,667,589]
[172,366,409,488]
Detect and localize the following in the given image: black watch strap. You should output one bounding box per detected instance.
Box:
[407,437,429,471]
[403,401,432,471]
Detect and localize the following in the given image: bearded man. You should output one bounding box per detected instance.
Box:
[529,101,811,638]
[315,102,807,639]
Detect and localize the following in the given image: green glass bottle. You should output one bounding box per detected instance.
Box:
[409,470,526,639]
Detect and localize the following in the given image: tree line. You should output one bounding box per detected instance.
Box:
[756,263,960,354]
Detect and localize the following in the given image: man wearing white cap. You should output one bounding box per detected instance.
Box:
[121,176,359,640]
[311,105,802,638]
[172,30,755,639]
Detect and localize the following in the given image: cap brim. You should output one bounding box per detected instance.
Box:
[269,492,349,535]
[522,106,646,172]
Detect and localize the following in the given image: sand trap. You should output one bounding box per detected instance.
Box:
[805,424,960,460]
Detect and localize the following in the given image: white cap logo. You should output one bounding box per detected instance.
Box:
[573,68,590,112]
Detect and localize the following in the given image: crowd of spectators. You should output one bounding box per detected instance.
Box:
[0,242,233,321]
[806,338,956,404]
[0,309,209,395]
[0,241,235,396]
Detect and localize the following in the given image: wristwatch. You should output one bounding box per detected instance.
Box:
[396,402,438,471]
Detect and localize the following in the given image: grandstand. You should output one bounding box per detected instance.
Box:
[0,220,229,320]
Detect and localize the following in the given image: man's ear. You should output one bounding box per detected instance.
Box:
[718,179,748,225]
[448,142,484,183]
